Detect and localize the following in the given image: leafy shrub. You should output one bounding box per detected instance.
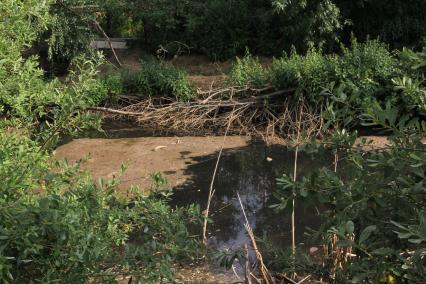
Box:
[88,72,123,105]
[271,109,426,282]
[270,40,397,96]
[104,0,343,59]
[229,41,422,128]
[395,47,426,115]
[229,53,268,88]
[392,76,426,114]
[0,2,202,283]
[119,62,196,101]
[41,0,99,75]
[271,48,332,95]
[268,40,403,127]
[0,136,201,282]
[320,40,399,126]
[335,39,398,98]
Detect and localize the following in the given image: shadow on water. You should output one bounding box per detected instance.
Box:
[170,142,335,250]
[61,119,334,252]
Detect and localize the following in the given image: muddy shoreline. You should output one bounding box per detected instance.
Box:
[55,135,251,190]
[54,134,390,192]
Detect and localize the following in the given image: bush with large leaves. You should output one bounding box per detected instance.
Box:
[270,100,426,283]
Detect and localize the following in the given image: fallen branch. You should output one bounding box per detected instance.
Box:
[237,192,275,284]
[87,107,140,116]
[93,20,122,67]
[89,87,322,141]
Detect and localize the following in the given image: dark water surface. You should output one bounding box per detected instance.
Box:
[170,143,334,250]
[66,121,334,252]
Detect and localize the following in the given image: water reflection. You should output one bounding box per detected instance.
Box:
[171,143,334,250]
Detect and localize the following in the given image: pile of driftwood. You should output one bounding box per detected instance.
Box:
[89,87,323,141]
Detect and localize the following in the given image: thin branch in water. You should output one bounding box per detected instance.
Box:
[237,192,275,284]
[291,105,303,275]
[202,114,233,244]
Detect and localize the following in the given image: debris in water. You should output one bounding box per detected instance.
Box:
[154,145,167,151]
[309,247,319,254]
[266,156,273,162]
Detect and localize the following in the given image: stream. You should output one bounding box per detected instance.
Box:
[57,124,335,282]
[170,144,332,250]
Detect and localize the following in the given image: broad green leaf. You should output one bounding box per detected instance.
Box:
[345,221,355,234]
[359,225,376,244]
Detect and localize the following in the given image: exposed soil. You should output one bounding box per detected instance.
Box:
[54,136,250,191]
[54,135,393,193]
[188,75,227,90]
[174,263,242,284]
[53,134,401,283]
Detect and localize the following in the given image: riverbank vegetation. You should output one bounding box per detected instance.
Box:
[1,0,425,283]
[0,1,201,283]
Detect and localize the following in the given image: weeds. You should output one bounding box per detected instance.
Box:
[229,52,269,88]
[120,62,196,101]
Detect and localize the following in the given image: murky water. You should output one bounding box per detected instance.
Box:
[61,123,335,282]
[63,121,333,251]
[170,143,334,250]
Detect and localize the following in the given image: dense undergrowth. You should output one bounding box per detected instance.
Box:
[47,0,426,63]
[0,1,201,283]
[230,40,426,128]
[100,61,196,101]
[266,118,426,283]
[1,0,426,283]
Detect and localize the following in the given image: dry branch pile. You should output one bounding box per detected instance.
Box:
[89,87,324,141]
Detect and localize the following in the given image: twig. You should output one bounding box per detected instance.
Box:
[296,274,311,284]
[277,273,297,284]
[245,244,253,284]
[202,114,233,244]
[237,193,275,284]
[88,107,141,116]
[231,264,242,281]
[291,106,303,271]
[93,20,122,67]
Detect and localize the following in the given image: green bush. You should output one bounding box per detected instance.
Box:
[229,53,268,88]
[395,47,426,115]
[42,0,426,64]
[233,40,414,128]
[271,48,332,95]
[119,62,196,101]
[270,40,397,96]
[0,2,202,283]
[271,111,426,283]
[0,134,201,282]
[335,40,398,98]
[103,0,343,59]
